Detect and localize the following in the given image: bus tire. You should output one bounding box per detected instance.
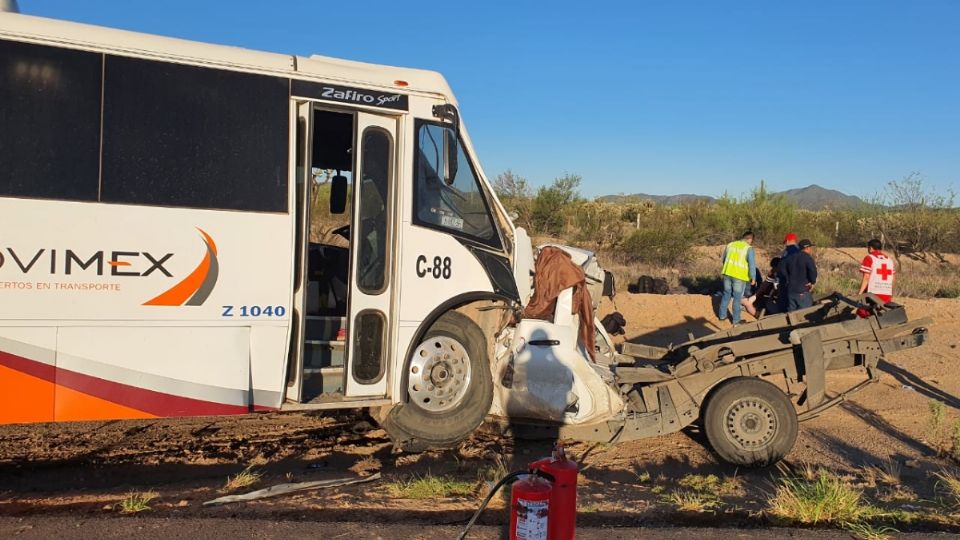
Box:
[381,311,493,452]
[702,377,798,467]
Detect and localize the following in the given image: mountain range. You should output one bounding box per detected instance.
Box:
[599,184,865,210]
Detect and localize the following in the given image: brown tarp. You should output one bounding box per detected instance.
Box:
[523,246,596,361]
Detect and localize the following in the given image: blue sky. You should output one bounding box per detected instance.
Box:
[19,0,960,199]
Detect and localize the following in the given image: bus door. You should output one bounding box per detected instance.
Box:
[344,112,398,397]
[289,103,356,404]
[286,101,315,403]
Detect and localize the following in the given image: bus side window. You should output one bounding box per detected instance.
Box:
[100,56,288,213]
[0,40,101,201]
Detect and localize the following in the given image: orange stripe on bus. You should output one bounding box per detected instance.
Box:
[54,384,155,422]
[0,364,55,423]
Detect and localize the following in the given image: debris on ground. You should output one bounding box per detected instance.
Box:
[202,472,381,506]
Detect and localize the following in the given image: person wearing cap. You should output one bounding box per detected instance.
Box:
[781,238,818,311]
[774,232,800,312]
[858,239,896,303]
[781,233,800,258]
[717,230,757,326]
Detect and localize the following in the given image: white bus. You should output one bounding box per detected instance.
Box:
[0,11,628,451]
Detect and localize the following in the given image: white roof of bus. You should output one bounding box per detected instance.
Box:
[0,12,456,102]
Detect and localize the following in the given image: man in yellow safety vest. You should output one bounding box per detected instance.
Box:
[717,230,757,326]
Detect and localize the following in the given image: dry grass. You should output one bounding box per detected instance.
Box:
[677,473,741,496]
[844,521,898,540]
[768,467,902,539]
[477,455,509,483]
[952,419,960,463]
[778,463,820,482]
[664,490,721,513]
[934,469,960,510]
[862,459,902,488]
[386,473,476,499]
[661,473,741,513]
[116,491,158,514]
[223,466,263,492]
[768,468,868,525]
[349,456,382,477]
[633,470,652,483]
[928,400,948,452]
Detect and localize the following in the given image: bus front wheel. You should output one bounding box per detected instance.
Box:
[380,311,493,452]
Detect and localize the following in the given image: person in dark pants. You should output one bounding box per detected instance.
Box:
[781,238,818,311]
[775,233,800,313]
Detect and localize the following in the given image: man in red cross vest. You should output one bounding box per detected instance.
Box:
[858,238,896,303]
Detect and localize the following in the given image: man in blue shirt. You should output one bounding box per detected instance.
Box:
[781,239,818,311]
[774,233,800,313]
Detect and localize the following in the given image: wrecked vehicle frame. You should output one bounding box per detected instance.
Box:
[499,293,930,467]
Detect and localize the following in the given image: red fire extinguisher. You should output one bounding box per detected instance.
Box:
[509,473,552,539]
[509,445,579,540]
[459,444,579,540]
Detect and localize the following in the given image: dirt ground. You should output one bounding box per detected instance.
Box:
[4,516,925,540]
[0,294,958,538]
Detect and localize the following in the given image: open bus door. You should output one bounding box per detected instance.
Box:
[286,101,315,404]
[286,103,397,406]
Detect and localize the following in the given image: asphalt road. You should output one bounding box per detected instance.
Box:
[1,516,955,540]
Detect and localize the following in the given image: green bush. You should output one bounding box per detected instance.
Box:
[571,201,626,248]
[529,173,582,236]
[622,219,695,266]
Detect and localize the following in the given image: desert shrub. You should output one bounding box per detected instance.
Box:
[492,169,531,200]
[860,174,960,257]
[697,182,799,246]
[529,173,582,236]
[676,199,717,243]
[493,169,534,231]
[571,201,627,248]
[622,214,695,266]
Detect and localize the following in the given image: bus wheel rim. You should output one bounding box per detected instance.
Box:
[408,335,473,413]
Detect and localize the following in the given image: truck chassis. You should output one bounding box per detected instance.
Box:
[510,293,930,467]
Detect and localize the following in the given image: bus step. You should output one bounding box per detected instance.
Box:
[305,316,346,341]
[304,340,345,368]
[302,367,345,400]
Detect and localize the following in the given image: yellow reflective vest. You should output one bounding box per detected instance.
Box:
[722,240,752,282]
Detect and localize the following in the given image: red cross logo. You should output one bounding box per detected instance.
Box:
[877,263,893,280]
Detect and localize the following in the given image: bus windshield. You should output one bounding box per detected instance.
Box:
[413,121,501,249]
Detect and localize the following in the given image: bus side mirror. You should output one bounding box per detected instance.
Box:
[442,129,459,185]
[330,175,348,214]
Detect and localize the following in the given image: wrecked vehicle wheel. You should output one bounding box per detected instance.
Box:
[703,377,798,467]
[380,311,492,452]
